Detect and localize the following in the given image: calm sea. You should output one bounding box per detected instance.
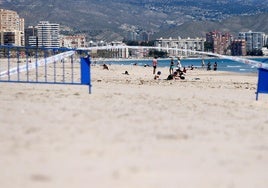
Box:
[101,57,268,73]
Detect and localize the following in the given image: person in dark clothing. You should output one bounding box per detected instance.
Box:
[154,71,162,80]
[169,58,174,75]
[207,62,211,71]
[166,71,185,80]
[152,57,158,74]
[213,62,218,71]
[103,64,109,70]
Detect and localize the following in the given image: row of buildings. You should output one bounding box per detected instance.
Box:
[0,9,86,48]
[1,8,268,57]
[206,31,267,56]
[154,37,205,57]
[25,23,86,48]
[155,31,268,57]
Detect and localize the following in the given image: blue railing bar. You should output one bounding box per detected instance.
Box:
[35,48,38,82]
[17,48,20,81]
[0,45,76,52]
[8,47,10,81]
[62,54,65,83]
[44,50,48,82]
[89,60,92,94]
[53,50,56,83]
[26,48,29,82]
[0,80,81,85]
[71,55,74,83]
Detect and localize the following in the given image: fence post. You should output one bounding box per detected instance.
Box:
[80,55,92,94]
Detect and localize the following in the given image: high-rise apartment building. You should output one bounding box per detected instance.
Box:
[25,26,38,47]
[231,39,246,56]
[37,21,60,48]
[238,31,266,53]
[0,9,24,46]
[206,31,232,55]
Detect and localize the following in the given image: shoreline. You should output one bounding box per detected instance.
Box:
[91,57,265,74]
[92,55,268,61]
[92,63,259,76]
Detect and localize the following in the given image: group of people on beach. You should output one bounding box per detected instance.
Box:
[206,61,218,71]
[153,56,187,80]
[100,56,217,81]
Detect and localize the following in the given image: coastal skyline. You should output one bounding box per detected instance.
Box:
[1,7,268,58]
[0,0,268,41]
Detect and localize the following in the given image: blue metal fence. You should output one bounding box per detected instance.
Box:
[256,68,268,100]
[0,45,91,93]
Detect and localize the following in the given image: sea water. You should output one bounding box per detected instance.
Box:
[104,57,268,73]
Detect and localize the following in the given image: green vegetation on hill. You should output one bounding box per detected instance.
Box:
[154,13,268,39]
[1,0,268,41]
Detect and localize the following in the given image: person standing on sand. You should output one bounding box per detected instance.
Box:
[152,57,158,74]
[177,57,182,69]
[207,61,211,71]
[213,62,218,71]
[169,58,174,75]
[201,59,205,68]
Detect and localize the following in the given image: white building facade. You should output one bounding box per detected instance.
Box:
[60,35,86,48]
[238,31,266,52]
[37,21,60,48]
[154,37,205,57]
[108,41,129,58]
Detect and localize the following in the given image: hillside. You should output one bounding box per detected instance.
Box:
[155,13,268,39]
[0,0,268,41]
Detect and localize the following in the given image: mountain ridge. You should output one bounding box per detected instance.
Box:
[1,0,268,41]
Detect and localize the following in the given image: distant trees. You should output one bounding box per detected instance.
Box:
[124,40,155,46]
[247,49,263,56]
[96,49,117,58]
[124,40,139,46]
[149,50,168,58]
[204,41,213,52]
[125,40,167,57]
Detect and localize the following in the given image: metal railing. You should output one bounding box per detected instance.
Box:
[0,45,91,93]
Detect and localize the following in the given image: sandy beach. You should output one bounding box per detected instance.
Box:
[0,64,268,188]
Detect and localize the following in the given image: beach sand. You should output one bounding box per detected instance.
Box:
[0,64,268,188]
